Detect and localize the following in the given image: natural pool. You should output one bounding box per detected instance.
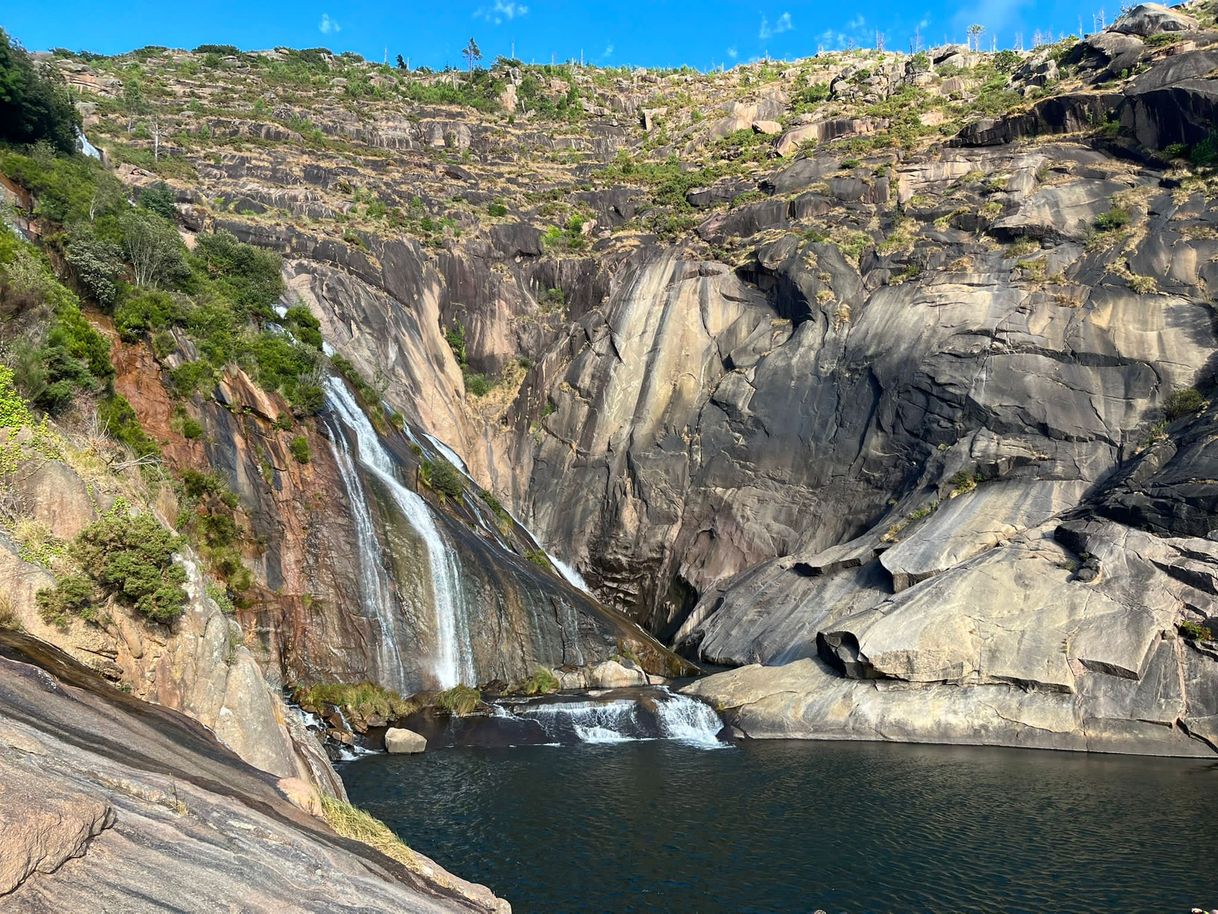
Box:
[343,738,1218,913]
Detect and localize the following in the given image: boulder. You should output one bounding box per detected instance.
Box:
[752,120,782,135]
[1111,3,1199,37]
[587,659,647,689]
[384,727,427,754]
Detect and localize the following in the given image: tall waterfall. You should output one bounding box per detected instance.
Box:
[325,378,476,689]
[325,412,409,691]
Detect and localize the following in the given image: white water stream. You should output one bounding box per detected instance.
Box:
[325,378,475,689]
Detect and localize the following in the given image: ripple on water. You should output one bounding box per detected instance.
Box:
[342,740,1218,914]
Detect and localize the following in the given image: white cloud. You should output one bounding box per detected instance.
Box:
[602,44,614,58]
[726,46,738,59]
[847,14,866,30]
[759,11,793,41]
[319,13,340,34]
[476,0,529,26]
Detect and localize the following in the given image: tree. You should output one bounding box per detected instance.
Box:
[122,209,187,288]
[462,38,482,72]
[395,54,407,70]
[967,24,985,51]
[0,28,80,153]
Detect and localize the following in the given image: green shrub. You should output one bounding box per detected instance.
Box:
[99,394,159,458]
[444,322,467,365]
[282,305,323,349]
[1191,131,1218,168]
[190,230,283,322]
[1095,207,1131,231]
[523,548,550,569]
[36,574,99,626]
[520,667,559,696]
[71,509,186,623]
[436,684,481,716]
[0,366,34,429]
[138,182,178,219]
[421,458,463,498]
[1180,620,1213,641]
[65,235,123,308]
[289,435,310,463]
[114,287,178,341]
[464,371,492,396]
[488,201,508,218]
[1165,387,1206,420]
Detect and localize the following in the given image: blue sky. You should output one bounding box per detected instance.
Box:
[7,0,1107,70]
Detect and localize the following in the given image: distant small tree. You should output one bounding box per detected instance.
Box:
[395,54,407,70]
[968,24,985,51]
[462,38,482,72]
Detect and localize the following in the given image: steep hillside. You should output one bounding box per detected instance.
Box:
[5,0,1217,757]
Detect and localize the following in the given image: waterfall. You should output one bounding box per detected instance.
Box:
[78,130,101,160]
[654,690,727,748]
[503,690,728,748]
[325,377,476,689]
[326,413,409,691]
[415,431,592,594]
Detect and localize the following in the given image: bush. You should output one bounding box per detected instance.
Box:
[1180,620,1213,641]
[487,201,508,218]
[421,458,463,498]
[282,305,322,349]
[37,574,99,626]
[99,394,159,458]
[138,182,178,219]
[0,28,81,153]
[1095,207,1131,231]
[289,435,310,463]
[520,667,559,696]
[463,371,492,396]
[191,230,283,322]
[114,287,178,341]
[65,235,123,308]
[0,366,34,429]
[1165,387,1206,420]
[71,509,186,623]
[436,684,481,716]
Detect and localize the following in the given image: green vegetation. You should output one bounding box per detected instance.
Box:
[295,681,417,719]
[38,507,187,627]
[289,434,311,464]
[520,667,560,696]
[523,548,550,569]
[436,683,481,716]
[420,458,464,499]
[1164,387,1206,421]
[1180,620,1214,641]
[0,28,80,153]
[1095,207,1131,231]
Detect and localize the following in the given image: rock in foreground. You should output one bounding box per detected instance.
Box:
[0,632,507,913]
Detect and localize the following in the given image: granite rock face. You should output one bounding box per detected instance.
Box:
[0,634,506,912]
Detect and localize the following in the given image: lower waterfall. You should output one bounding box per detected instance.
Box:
[325,378,476,689]
[500,688,727,749]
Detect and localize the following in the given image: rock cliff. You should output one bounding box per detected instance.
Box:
[13,0,1218,759]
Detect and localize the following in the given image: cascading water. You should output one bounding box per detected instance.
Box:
[325,377,476,689]
[502,688,728,749]
[326,413,409,691]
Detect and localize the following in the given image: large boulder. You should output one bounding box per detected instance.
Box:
[1111,3,1199,37]
[385,727,428,754]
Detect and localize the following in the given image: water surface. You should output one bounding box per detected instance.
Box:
[343,740,1218,913]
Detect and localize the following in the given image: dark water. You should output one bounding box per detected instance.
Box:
[342,739,1218,913]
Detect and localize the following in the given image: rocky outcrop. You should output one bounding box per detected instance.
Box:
[0,633,506,911]
[1111,3,1200,37]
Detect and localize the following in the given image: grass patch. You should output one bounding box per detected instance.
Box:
[319,795,421,871]
[295,681,416,719]
[520,667,559,696]
[436,684,481,716]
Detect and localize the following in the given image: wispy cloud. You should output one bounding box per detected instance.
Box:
[601,43,614,58]
[726,46,738,59]
[759,11,793,41]
[476,0,529,25]
[847,14,866,30]
[319,12,340,34]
